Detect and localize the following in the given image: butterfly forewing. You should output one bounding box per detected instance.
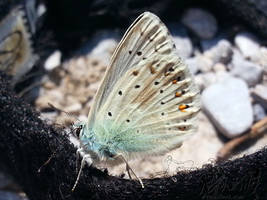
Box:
[88,12,173,124]
[88,12,200,158]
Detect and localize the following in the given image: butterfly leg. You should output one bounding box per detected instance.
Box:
[125,163,132,179]
[114,154,144,188]
[76,148,84,173]
[72,153,92,192]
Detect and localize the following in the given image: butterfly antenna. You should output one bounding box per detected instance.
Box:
[48,102,81,123]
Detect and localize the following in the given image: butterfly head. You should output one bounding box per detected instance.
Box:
[73,121,117,161]
[73,121,86,139]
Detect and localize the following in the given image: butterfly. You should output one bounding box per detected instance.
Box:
[72,11,200,191]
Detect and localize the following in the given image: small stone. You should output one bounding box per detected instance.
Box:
[203,39,233,64]
[202,76,253,138]
[230,55,263,87]
[215,71,231,82]
[195,72,218,89]
[44,50,61,71]
[0,191,26,200]
[90,38,117,60]
[227,48,242,71]
[168,23,193,59]
[253,104,266,122]
[43,80,56,89]
[200,35,225,51]
[234,32,261,62]
[78,31,119,66]
[251,85,267,109]
[65,103,82,113]
[37,3,46,17]
[202,72,217,86]
[186,55,213,73]
[213,63,226,72]
[194,75,205,91]
[181,8,218,39]
[185,57,199,75]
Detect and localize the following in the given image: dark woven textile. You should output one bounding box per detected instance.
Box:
[0,71,266,199]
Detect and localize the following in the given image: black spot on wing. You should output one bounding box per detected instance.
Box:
[137,51,142,56]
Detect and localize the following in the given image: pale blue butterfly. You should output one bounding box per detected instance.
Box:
[72,11,200,190]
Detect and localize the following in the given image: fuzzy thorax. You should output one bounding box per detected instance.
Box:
[77,120,162,164]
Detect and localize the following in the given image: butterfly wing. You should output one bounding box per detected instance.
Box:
[87,12,200,159]
[88,12,173,125]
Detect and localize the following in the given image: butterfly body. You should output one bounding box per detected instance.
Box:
[72,11,200,190]
[78,55,199,161]
[78,118,166,164]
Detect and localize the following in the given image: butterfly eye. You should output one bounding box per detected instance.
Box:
[75,125,83,138]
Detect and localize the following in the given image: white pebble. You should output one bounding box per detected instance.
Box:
[44,50,61,71]
[251,84,267,109]
[182,8,218,39]
[234,32,261,62]
[202,76,253,138]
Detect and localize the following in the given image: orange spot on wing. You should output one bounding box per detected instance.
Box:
[172,80,177,84]
[179,104,189,112]
[175,92,182,97]
[178,127,186,131]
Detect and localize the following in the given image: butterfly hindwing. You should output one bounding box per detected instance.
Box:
[88,12,200,159]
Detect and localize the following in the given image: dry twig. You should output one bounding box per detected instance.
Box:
[217,117,267,162]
